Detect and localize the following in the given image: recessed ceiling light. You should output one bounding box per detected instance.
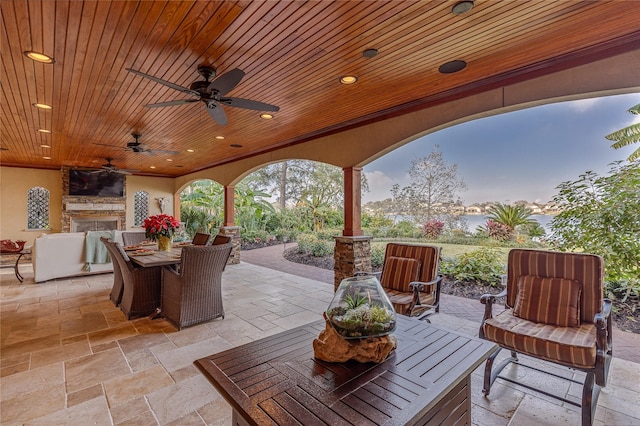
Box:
[339,75,358,85]
[24,51,55,64]
[260,113,274,120]
[230,144,243,148]
[41,144,51,148]
[32,103,52,110]
[451,1,474,15]
[215,135,225,140]
[363,48,378,58]
[186,149,194,152]
[38,129,52,133]
[166,158,173,162]
[42,156,51,160]
[439,60,467,74]
[150,165,156,169]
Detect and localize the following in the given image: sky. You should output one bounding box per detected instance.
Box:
[362,92,640,205]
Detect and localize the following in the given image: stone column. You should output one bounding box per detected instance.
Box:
[333,235,372,291]
[218,226,241,264]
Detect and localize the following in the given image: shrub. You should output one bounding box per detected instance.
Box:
[485,220,513,241]
[440,248,506,286]
[421,219,444,239]
[370,245,385,268]
[310,239,334,257]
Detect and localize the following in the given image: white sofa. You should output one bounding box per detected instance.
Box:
[33,232,124,283]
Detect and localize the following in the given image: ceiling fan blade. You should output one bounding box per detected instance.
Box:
[219,97,280,112]
[207,68,245,96]
[126,68,200,97]
[93,142,124,149]
[206,102,228,126]
[150,149,180,155]
[145,99,199,108]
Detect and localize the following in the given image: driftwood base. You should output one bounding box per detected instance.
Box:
[313,318,397,363]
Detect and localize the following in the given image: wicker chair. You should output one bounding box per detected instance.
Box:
[191,232,212,245]
[100,237,161,319]
[211,234,231,246]
[479,249,612,426]
[122,231,147,246]
[100,237,124,306]
[371,243,443,321]
[161,243,233,329]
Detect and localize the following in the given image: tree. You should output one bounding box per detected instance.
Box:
[548,160,640,290]
[605,103,640,161]
[394,146,467,225]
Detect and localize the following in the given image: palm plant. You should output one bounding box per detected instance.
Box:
[486,203,536,228]
[606,103,640,161]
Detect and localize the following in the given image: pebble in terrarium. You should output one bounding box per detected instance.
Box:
[327,276,396,339]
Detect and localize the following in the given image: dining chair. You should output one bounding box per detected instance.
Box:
[191,232,212,245]
[161,243,233,329]
[100,237,161,319]
[479,249,612,426]
[211,234,231,246]
[373,243,443,321]
[122,231,147,246]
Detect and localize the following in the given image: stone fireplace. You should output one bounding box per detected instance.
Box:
[61,167,127,232]
[70,216,121,232]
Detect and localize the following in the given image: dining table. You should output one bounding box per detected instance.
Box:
[127,244,186,268]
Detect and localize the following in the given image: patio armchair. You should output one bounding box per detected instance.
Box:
[122,231,147,246]
[100,237,161,319]
[211,234,231,246]
[373,243,443,321]
[161,243,233,329]
[191,232,212,245]
[479,249,612,426]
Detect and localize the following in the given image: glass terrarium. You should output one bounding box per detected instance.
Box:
[326,275,397,339]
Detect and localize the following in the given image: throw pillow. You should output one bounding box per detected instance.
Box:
[513,275,582,327]
[380,256,421,293]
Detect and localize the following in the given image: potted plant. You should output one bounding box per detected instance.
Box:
[143,214,181,251]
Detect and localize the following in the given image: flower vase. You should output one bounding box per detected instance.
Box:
[157,235,172,251]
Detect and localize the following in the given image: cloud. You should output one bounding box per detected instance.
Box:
[567,98,599,112]
[363,171,395,202]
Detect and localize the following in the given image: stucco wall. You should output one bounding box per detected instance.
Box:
[0,166,175,243]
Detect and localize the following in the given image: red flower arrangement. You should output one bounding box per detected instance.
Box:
[143,214,181,241]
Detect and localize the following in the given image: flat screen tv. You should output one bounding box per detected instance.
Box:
[68,169,125,197]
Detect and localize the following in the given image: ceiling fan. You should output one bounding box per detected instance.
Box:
[93,158,139,175]
[94,133,179,156]
[125,65,280,126]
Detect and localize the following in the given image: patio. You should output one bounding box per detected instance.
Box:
[1,259,638,425]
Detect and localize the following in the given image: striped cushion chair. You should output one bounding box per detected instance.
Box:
[479,249,612,426]
[377,243,442,321]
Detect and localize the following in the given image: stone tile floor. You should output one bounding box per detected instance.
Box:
[1,262,639,425]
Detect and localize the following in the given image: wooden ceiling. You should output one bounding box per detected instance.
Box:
[2,1,639,177]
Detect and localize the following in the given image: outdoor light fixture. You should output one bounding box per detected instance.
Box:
[166,158,173,162]
[150,165,156,169]
[363,48,378,58]
[260,113,274,119]
[38,129,52,133]
[32,103,52,110]
[24,51,55,64]
[439,60,467,74]
[42,156,51,160]
[452,1,474,15]
[40,144,51,148]
[215,135,225,140]
[340,75,358,85]
[186,149,194,152]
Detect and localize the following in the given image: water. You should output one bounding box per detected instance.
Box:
[392,214,556,233]
[462,214,555,233]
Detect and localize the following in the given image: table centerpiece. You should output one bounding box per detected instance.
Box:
[143,214,180,251]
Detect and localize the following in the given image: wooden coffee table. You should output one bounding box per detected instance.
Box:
[195,316,496,425]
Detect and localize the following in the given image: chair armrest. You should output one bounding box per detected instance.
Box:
[409,275,443,310]
[594,298,613,348]
[409,275,442,292]
[479,288,507,320]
